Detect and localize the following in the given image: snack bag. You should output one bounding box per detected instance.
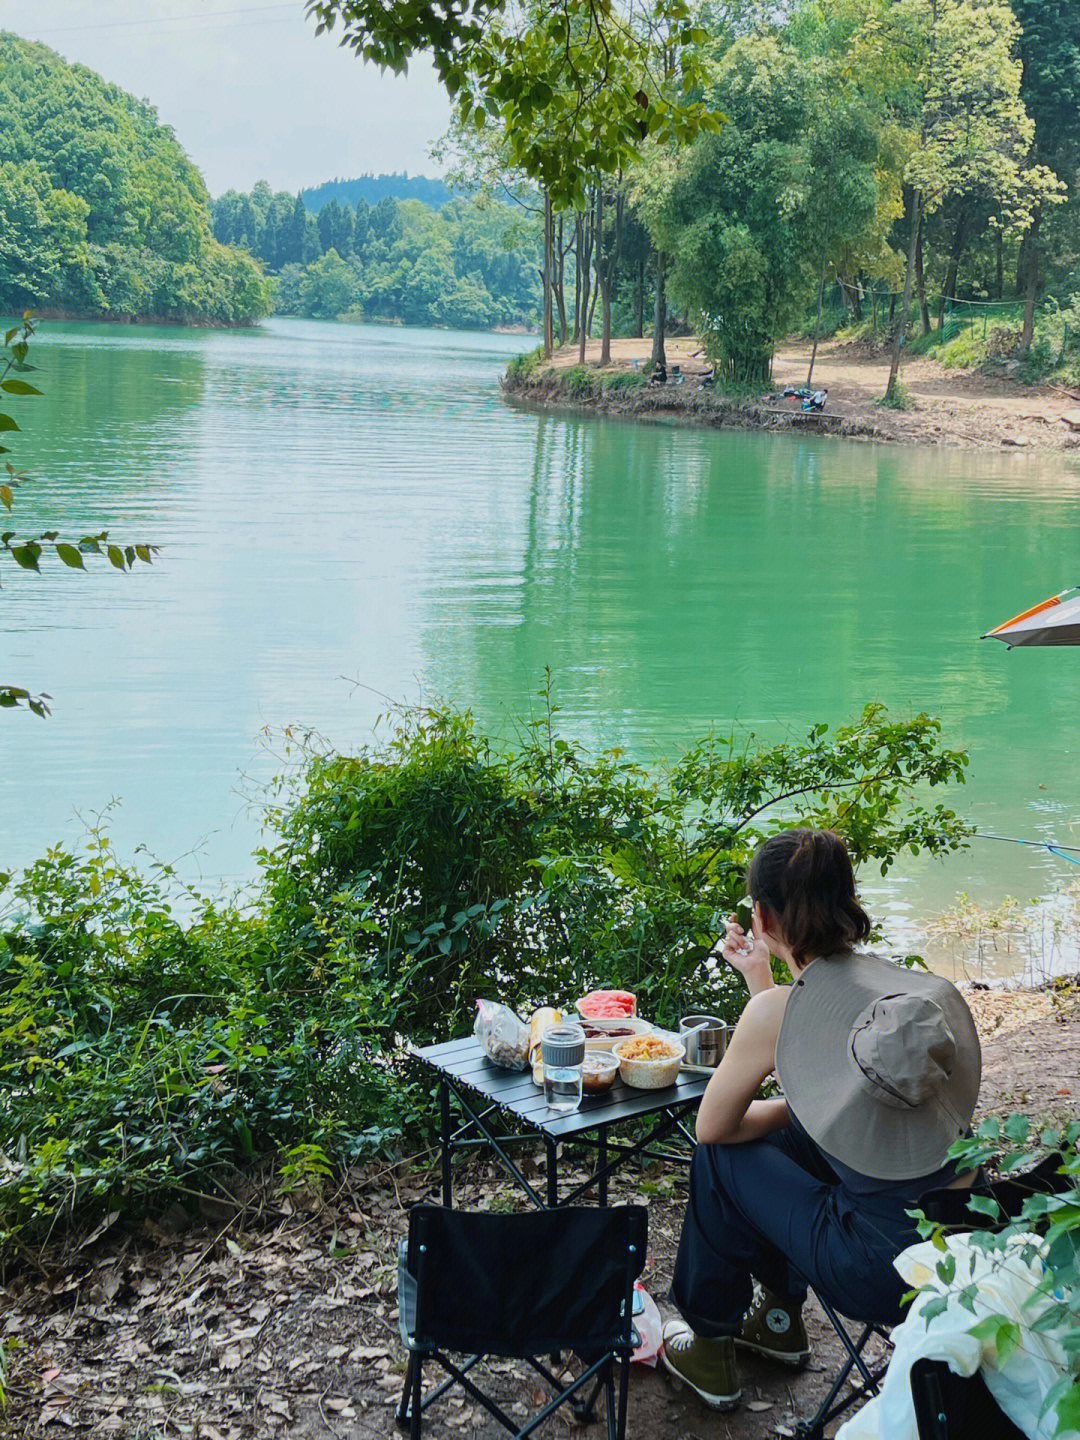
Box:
[474,999,530,1070]
[631,1283,663,1366]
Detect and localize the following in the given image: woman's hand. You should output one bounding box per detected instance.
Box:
[718,910,774,994]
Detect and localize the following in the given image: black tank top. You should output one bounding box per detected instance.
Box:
[787,1108,960,1201]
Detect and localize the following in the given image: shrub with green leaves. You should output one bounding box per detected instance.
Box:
[1,696,970,1247]
[910,1117,1080,1435]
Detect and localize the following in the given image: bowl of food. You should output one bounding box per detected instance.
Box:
[581,1051,620,1094]
[576,990,637,1030]
[580,1017,653,1052]
[612,1033,684,1090]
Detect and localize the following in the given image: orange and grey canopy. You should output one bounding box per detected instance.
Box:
[983,587,1080,647]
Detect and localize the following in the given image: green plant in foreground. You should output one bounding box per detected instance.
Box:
[910,1119,1080,1435]
[0,695,970,1248]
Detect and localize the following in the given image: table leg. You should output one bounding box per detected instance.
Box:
[545,1135,558,1209]
[440,1080,453,1208]
[598,1128,608,1206]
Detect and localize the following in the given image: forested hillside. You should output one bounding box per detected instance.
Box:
[213,183,541,329]
[301,171,455,211]
[0,33,271,325]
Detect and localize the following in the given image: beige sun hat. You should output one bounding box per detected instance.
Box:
[774,951,981,1182]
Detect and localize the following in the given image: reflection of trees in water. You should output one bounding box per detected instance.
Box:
[26,330,208,523]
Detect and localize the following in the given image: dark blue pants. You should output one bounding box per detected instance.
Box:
[671,1125,920,1337]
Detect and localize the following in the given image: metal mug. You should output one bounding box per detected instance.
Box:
[678,1014,731,1068]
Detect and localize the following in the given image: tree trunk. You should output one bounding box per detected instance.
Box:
[572,215,583,343]
[650,249,667,368]
[915,230,931,336]
[1019,208,1041,357]
[542,192,554,358]
[597,189,611,367]
[554,214,568,344]
[995,229,1004,301]
[937,208,968,330]
[886,188,922,400]
[635,259,644,338]
[577,196,594,366]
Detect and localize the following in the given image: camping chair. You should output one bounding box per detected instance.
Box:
[395,1203,647,1440]
[910,1357,1027,1439]
[794,1152,1071,1440]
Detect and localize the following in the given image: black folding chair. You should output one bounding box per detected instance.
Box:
[395,1203,647,1440]
[910,1357,1027,1439]
[795,1152,1072,1440]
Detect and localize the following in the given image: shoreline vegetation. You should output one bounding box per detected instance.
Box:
[504,335,1080,452]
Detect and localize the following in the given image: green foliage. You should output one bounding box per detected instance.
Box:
[223,186,540,329]
[601,371,649,392]
[505,345,545,380]
[0,694,970,1245]
[562,365,597,397]
[911,1120,1080,1436]
[0,33,271,324]
[876,379,916,410]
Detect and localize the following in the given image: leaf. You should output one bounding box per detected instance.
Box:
[966,1194,1001,1221]
[0,378,42,396]
[55,544,85,570]
[135,544,152,564]
[107,544,126,570]
[0,485,11,511]
[0,414,19,432]
[11,542,41,571]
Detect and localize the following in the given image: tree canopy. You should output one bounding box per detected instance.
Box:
[0,33,272,325]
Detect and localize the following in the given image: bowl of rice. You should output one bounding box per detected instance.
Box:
[612,1033,684,1090]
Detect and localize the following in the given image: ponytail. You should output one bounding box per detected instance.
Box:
[746,828,871,966]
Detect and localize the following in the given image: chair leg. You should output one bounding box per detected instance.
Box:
[615,1357,629,1440]
[410,1352,423,1440]
[396,1354,413,1432]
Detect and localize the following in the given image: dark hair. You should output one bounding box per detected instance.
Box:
[747,828,871,967]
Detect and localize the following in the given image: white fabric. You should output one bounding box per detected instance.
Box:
[836,1233,1080,1440]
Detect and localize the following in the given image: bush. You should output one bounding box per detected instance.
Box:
[505,345,544,382]
[562,365,597,397]
[876,380,916,411]
[601,371,648,393]
[1,697,971,1247]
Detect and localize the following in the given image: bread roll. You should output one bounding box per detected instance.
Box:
[528,1006,563,1085]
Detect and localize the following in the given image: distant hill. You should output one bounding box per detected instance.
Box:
[0,32,271,324]
[301,173,457,212]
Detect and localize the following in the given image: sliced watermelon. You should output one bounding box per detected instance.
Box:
[578,989,637,1019]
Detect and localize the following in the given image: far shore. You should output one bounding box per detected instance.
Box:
[505,335,1080,454]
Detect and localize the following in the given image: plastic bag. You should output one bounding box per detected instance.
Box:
[631,1283,663,1366]
[474,999,530,1071]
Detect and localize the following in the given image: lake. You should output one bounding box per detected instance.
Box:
[4,317,1080,978]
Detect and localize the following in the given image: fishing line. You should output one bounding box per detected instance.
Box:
[970,831,1080,867]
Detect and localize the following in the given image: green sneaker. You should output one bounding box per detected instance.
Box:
[736,1288,811,1368]
[660,1320,741,1410]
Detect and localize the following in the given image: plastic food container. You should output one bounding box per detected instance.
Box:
[581,1051,620,1093]
[612,1034,684,1090]
[580,1017,654,1052]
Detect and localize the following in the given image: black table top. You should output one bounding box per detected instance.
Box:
[413,1035,711,1140]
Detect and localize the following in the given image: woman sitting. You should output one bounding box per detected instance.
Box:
[661,828,981,1411]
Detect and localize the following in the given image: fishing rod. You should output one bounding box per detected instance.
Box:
[969,831,1080,867]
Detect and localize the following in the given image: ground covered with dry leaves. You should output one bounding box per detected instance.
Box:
[4,984,1077,1440]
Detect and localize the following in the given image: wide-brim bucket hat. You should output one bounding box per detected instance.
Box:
[775,951,981,1181]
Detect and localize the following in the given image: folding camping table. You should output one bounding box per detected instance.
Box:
[412,1036,711,1210]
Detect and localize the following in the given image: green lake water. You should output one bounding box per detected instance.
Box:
[3,317,1080,977]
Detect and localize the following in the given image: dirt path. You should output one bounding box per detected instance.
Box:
[4,986,1078,1440]
[547,336,1080,452]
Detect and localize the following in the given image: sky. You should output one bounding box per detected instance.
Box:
[0,0,452,195]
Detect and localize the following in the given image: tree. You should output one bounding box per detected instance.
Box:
[0,34,271,325]
[1010,0,1080,353]
[650,32,880,384]
[298,248,358,317]
[878,0,1063,399]
[1,320,157,716]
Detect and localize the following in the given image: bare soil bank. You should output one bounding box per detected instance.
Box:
[506,337,1080,453]
[4,984,1077,1440]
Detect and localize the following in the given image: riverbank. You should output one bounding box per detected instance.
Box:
[5,981,1076,1440]
[504,336,1080,452]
